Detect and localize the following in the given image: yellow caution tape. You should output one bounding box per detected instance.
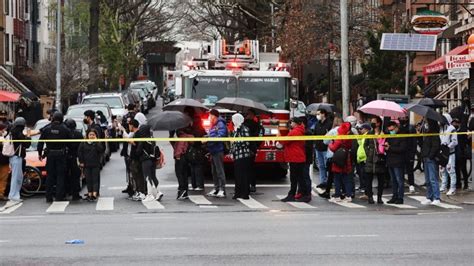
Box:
[0,131,472,143]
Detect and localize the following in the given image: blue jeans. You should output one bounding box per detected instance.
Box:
[334,173,352,198]
[316,150,328,184]
[8,156,23,201]
[424,158,440,201]
[388,167,405,200]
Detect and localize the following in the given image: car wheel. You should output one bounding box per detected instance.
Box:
[21,166,43,197]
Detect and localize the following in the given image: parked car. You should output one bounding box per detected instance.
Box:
[130,80,158,100]
[66,103,113,122]
[130,88,150,114]
[81,93,128,118]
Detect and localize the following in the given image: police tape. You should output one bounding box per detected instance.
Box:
[0,131,472,143]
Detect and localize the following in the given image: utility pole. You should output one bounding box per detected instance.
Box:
[405,53,409,96]
[55,0,61,111]
[270,3,275,52]
[340,0,349,117]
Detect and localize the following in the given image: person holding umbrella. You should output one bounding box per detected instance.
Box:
[420,119,442,206]
[384,121,407,204]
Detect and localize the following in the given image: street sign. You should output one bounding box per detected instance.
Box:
[377,94,410,107]
[445,55,471,69]
[448,68,470,80]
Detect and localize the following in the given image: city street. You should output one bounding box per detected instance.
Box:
[0,106,472,265]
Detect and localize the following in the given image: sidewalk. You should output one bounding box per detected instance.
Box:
[413,171,474,205]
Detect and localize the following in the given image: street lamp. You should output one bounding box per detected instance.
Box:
[55,0,61,111]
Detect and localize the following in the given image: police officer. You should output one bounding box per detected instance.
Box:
[64,118,83,200]
[38,112,72,202]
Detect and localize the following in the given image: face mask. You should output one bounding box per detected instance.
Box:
[424,124,429,130]
[389,130,396,135]
[316,115,322,121]
[371,123,377,129]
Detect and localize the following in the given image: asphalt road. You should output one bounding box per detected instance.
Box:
[0,102,473,265]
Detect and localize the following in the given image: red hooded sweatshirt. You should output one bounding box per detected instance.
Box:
[329,122,352,174]
[282,123,306,163]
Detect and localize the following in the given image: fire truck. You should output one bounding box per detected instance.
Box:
[173,40,299,177]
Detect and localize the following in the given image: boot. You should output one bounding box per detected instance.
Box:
[281,194,295,202]
[377,196,384,204]
[368,197,375,204]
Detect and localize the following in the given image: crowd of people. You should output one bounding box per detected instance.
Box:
[0,97,472,208]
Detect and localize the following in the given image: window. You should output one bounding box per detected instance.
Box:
[5,34,9,62]
[25,0,28,13]
[5,0,9,15]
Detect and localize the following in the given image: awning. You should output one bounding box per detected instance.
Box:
[422,44,468,76]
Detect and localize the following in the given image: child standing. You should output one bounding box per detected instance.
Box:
[78,129,105,202]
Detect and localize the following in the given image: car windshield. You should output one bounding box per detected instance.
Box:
[238,77,288,109]
[185,76,237,106]
[66,106,111,119]
[132,89,146,99]
[82,97,123,109]
[130,83,154,92]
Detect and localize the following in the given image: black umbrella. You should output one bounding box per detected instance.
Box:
[404,103,448,124]
[163,98,208,114]
[216,97,269,114]
[148,111,192,131]
[412,98,446,108]
[306,103,340,114]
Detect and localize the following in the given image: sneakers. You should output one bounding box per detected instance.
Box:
[318,192,330,199]
[421,199,432,205]
[446,189,456,196]
[142,194,156,202]
[431,199,441,206]
[216,191,226,198]
[394,199,404,205]
[409,185,415,193]
[207,189,218,197]
[156,192,164,201]
[439,187,446,193]
[4,199,22,209]
[194,187,204,191]
[342,197,352,203]
[368,197,375,204]
[177,190,189,200]
[133,192,146,201]
[329,197,342,203]
[387,198,397,204]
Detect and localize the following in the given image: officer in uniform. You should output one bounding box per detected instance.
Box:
[38,112,72,202]
[64,118,83,200]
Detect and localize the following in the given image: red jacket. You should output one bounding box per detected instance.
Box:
[282,124,306,163]
[329,122,352,174]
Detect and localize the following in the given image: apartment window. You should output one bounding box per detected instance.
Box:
[25,0,28,13]
[5,0,9,15]
[5,34,10,62]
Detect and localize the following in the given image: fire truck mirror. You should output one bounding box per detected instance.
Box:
[290,78,299,99]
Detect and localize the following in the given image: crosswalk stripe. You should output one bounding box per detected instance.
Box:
[96,197,114,211]
[0,202,23,214]
[276,196,317,209]
[329,200,366,208]
[238,197,268,209]
[409,196,463,209]
[375,197,417,209]
[46,201,69,213]
[142,200,165,210]
[188,195,213,205]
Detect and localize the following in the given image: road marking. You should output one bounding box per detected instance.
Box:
[409,196,463,209]
[134,237,188,241]
[417,211,458,215]
[238,197,268,209]
[188,195,213,205]
[141,200,165,210]
[375,197,417,209]
[199,205,218,209]
[46,201,69,213]
[276,195,317,209]
[96,197,114,211]
[0,240,11,243]
[324,234,379,238]
[0,202,23,214]
[0,215,44,219]
[0,219,38,222]
[328,200,366,208]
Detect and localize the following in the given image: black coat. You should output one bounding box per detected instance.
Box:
[386,136,407,168]
[421,135,440,160]
[68,129,83,157]
[399,123,417,158]
[9,126,31,158]
[314,118,332,151]
[130,125,152,160]
[78,142,105,167]
[364,135,386,175]
[38,122,72,157]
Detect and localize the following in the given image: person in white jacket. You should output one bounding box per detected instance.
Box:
[440,114,458,196]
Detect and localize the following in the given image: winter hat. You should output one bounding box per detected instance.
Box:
[345,116,357,127]
[13,117,26,127]
[337,122,351,135]
[134,112,147,126]
[232,113,245,130]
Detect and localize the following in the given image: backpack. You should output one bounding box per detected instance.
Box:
[143,141,165,169]
[1,134,17,157]
[435,144,450,167]
[333,146,350,168]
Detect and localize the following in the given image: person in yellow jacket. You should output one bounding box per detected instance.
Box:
[355,123,371,197]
